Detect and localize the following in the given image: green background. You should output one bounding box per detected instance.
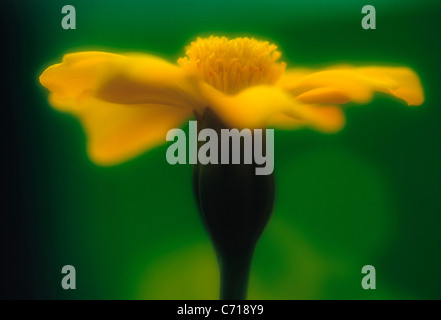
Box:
[3,0,441,299]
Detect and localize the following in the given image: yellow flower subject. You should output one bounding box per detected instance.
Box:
[39,36,424,165]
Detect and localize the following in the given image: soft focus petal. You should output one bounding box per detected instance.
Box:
[268,105,345,132]
[40,51,203,111]
[40,52,121,111]
[94,54,203,109]
[294,87,352,105]
[280,66,424,106]
[51,96,192,165]
[357,67,424,106]
[202,84,345,132]
[276,68,313,89]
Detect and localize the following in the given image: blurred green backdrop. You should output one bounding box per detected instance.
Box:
[2,0,441,299]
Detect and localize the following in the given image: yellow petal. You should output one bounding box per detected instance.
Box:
[281,66,424,106]
[276,68,313,89]
[294,87,352,105]
[54,96,192,165]
[40,51,203,111]
[40,52,121,111]
[94,54,203,109]
[268,105,345,133]
[357,67,424,106]
[202,84,345,132]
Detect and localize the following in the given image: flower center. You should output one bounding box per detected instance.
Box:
[178,36,286,94]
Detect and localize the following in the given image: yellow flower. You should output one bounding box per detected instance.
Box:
[39,36,424,166]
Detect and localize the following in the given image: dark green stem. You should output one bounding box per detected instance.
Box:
[219,250,254,300]
[192,108,275,300]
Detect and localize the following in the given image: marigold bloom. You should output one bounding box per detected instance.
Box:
[39,36,424,165]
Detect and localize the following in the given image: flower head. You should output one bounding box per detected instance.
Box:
[178,36,285,94]
[39,36,424,166]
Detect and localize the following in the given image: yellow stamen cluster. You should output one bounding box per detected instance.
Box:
[178,36,286,94]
